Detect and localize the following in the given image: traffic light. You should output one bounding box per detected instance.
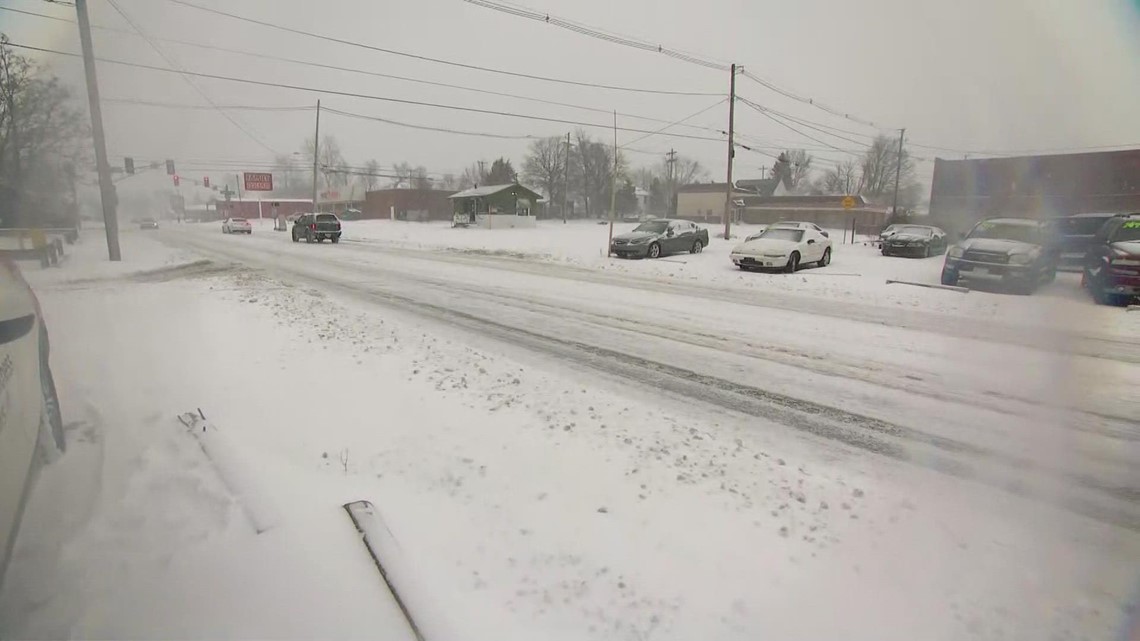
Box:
[173,174,180,187]
[166,159,175,175]
[203,176,210,188]
[125,157,135,175]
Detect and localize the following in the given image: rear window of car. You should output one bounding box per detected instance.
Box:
[1055,216,1114,236]
[316,214,338,222]
[231,218,247,223]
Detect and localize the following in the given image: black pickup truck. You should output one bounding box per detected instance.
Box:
[292,213,342,243]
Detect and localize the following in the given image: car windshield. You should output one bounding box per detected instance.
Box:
[896,226,933,237]
[968,221,1040,244]
[1111,220,1140,242]
[633,221,668,233]
[759,229,804,242]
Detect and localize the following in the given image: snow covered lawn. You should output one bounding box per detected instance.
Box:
[2,231,1137,639]
[339,219,1135,333]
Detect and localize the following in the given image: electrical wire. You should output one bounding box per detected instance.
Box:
[738,96,866,157]
[104,97,315,111]
[166,0,723,97]
[8,41,731,143]
[620,98,726,149]
[101,0,281,155]
[0,5,736,135]
[322,106,537,140]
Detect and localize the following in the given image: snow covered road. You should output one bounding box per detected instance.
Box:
[4,226,1138,640]
[163,224,1140,531]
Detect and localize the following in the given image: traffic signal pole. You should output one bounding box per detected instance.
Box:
[76,0,121,260]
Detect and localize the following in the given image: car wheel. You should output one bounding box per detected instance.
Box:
[941,270,959,286]
[923,245,931,258]
[305,232,315,244]
[331,236,340,244]
[818,247,831,267]
[690,240,703,254]
[647,242,661,259]
[784,252,800,273]
[1009,277,1036,296]
[1089,273,1123,305]
[292,231,299,242]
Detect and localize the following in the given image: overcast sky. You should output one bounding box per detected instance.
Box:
[4,0,1140,197]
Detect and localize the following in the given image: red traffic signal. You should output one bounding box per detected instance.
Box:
[173,174,180,187]
[203,176,210,188]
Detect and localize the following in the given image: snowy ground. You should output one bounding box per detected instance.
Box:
[1,225,1138,640]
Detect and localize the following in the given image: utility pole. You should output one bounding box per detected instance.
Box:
[890,127,906,218]
[722,63,738,241]
[665,148,677,215]
[562,132,570,223]
[311,99,321,213]
[75,0,121,260]
[608,111,618,254]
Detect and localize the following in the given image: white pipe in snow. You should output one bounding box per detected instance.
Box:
[178,412,281,534]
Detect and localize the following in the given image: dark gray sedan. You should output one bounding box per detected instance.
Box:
[610,219,709,259]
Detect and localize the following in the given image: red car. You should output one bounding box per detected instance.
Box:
[0,257,63,582]
[1084,213,1140,305]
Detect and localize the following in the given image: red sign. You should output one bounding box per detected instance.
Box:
[243,172,273,191]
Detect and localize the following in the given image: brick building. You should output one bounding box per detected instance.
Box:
[362,188,456,221]
[215,198,312,222]
[929,149,1140,234]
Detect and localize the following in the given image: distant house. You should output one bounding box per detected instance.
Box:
[675,182,749,223]
[737,194,888,229]
[363,188,456,221]
[449,183,543,228]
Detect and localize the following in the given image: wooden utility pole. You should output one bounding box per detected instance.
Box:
[311,99,321,213]
[891,127,906,218]
[608,111,617,254]
[76,0,121,260]
[665,148,677,215]
[562,132,570,223]
[722,64,738,240]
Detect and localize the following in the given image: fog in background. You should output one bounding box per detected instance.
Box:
[4,0,1139,205]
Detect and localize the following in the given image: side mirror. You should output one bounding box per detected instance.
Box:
[666,229,674,237]
[821,231,829,238]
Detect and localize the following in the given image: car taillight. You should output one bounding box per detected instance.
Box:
[310,223,317,231]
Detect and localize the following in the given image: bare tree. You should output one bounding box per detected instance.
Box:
[390,161,413,188]
[859,134,914,198]
[303,134,348,190]
[362,159,381,191]
[1,35,89,226]
[438,173,459,190]
[786,149,813,191]
[672,157,706,186]
[571,130,627,217]
[818,159,862,195]
[522,136,567,206]
[411,165,433,190]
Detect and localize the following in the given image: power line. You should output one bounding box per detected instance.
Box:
[100,0,280,155]
[738,97,864,157]
[8,41,731,143]
[0,5,736,136]
[104,97,315,111]
[459,0,886,128]
[460,0,731,72]
[322,106,536,140]
[620,98,726,149]
[165,0,723,97]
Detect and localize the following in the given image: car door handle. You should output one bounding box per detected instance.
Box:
[0,313,35,346]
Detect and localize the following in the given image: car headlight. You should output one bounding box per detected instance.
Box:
[1008,253,1033,265]
[948,246,964,258]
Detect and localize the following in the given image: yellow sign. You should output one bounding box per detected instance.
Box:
[842,196,856,210]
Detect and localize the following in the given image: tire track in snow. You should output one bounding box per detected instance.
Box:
[165,232,1140,531]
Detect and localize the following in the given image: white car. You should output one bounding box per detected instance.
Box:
[1,258,63,581]
[730,226,833,272]
[222,218,252,234]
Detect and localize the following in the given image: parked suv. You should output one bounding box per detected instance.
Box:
[1083,213,1140,305]
[941,217,1058,294]
[292,213,342,243]
[1047,212,1123,272]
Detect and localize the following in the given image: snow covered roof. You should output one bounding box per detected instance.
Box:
[447,184,521,199]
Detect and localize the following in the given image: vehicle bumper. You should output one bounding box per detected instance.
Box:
[943,258,1035,281]
[883,243,928,256]
[611,243,651,258]
[1102,271,1140,296]
[732,254,787,269]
